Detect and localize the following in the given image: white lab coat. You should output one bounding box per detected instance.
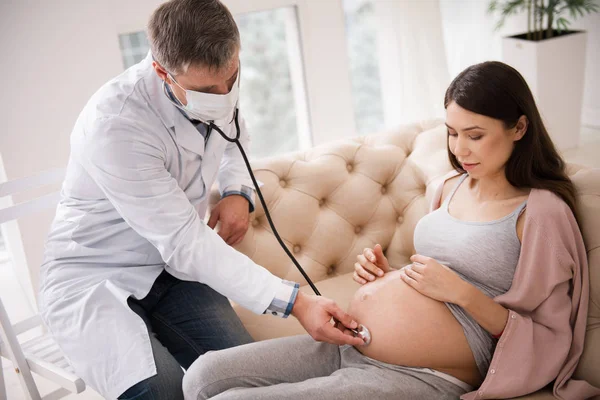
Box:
[38,53,284,399]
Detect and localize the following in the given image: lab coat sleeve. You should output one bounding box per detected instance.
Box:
[216,112,255,196]
[77,116,283,314]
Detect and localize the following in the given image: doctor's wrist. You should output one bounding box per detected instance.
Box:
[291,291,307,318]
[222,185,255,212]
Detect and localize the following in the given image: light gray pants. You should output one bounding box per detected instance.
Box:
[182,335,470,400]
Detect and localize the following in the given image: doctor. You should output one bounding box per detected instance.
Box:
[38,0,364,398]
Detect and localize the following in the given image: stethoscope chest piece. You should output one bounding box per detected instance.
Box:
[354,324,371,345]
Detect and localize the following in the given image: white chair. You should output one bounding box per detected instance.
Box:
[0,167,85,400]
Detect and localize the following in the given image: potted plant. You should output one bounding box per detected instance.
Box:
[488,0,599,151]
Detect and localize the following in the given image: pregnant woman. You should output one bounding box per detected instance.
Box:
[182,61,598,400]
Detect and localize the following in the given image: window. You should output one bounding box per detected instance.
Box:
[116,6,309,158]
[343,0,385,135]
[119,31,150,70]
[235,7,308,158]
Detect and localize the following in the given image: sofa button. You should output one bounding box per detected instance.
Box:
[490,369,496,374]
[252,219,259,227]
[478,391,484,396]
[319,199,325,206]
[381,186,387,194]
[346,164,354,172]
[355,226,362,234]
[279,180,287,187]
[511,314,516,319]
[293,245,301,254]
[327,266,335,275]
[397,216,404,223]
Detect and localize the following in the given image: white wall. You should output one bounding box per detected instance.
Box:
[0,0,162,295]
[576,14,600,128]
[440,0,600,128]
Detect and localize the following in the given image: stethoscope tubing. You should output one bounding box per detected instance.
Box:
[208,110,370,343]
[207,109,322,296]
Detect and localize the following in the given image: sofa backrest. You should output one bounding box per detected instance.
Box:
[233,120,452,282]
[570,166,600,387]
[220,120,599,387]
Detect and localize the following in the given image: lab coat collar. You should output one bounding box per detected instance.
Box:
[141,52,208,158]
[140,52,178,129]
[174,111,207,157]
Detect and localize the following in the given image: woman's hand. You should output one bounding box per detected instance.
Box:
[400,254,469,304]
[353,244,391,284]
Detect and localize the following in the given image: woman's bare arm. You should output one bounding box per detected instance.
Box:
[457,285,509,337]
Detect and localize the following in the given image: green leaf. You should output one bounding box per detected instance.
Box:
[502,0,527,15]
[487,0,528,31]
[556,16,570,32]
[589,0,600,12]
[548,0,561,10]
[488,0,599,33]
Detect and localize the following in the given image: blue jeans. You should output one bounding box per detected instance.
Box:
[118,270,254,400]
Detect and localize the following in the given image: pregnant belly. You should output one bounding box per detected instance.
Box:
[347,269,482,386]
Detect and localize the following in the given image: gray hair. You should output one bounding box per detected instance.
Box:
[148,0,240,75]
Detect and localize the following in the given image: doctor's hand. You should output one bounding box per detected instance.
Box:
[291,292,365,346]
[400,254,469,304]
[208,195,250,246]
[353,244,391,285]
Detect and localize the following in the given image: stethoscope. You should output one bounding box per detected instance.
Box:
[206,109,372,346]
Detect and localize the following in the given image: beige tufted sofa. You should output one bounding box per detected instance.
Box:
[213,120,600,399]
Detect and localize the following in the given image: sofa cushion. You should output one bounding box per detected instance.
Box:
[570,167,600,389]
[231,120,451,287]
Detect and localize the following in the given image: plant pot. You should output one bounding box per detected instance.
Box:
[502,30,587,151]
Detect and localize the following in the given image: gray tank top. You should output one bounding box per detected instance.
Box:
[413,174,527,377]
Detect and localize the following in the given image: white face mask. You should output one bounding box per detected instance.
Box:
[167,71,240,123]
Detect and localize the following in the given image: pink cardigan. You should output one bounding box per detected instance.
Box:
[430,173,600,400]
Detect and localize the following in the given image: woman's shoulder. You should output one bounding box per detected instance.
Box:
[521,189,584,272]
[523,189,580,248]
[439,173,464,204]
[526,188,573,220]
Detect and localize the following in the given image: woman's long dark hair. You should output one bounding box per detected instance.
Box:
[444,61,577,214]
